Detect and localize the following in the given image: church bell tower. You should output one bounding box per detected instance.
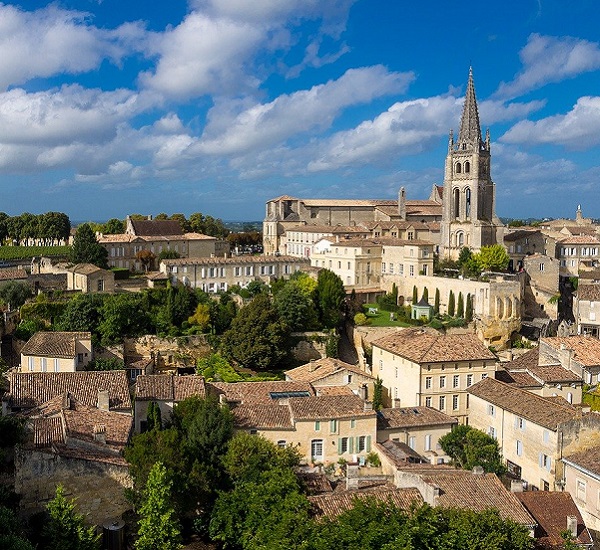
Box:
[440,68,502,260]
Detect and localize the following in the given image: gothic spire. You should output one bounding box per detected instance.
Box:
[458,67,482,145]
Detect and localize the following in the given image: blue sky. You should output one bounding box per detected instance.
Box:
[2,0,600,222]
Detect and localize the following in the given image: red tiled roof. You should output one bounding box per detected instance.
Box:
[577,284,600,301]
[564,444,600,478]
[135,374,206,401]
[5,371,131,411]
[21,331,91,358]
[377,406,457,430]
[210,380,316,405]
[373,328,496,363]
[541,336,600,367]
[288,394,375,420]
[285,357,374,383]
[232,403,293,429]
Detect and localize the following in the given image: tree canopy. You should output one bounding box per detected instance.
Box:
[70,224,108,268]
[315,269,346,328]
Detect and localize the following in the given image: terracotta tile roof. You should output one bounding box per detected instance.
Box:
[577,284,600,302]
[68,263,104,275]
[31,416,63,448]
[504,229,542,242]
[231,403,293,429]
[130,219,183,236]
[5,371,131,411]
[564,444,600,478]
[162,255,309,266]
[528,364,582,384]
[135,374,206,401]
[541,336,600,367]
[504,349,581,384]
[309,486,423,518]
[301,199,398,207]
[377,406,458,430]
[515,491,593,548]
[373,328,496,364]
[380,238,435,247]
[495,370,541,388]
[505,348,541,371]
[285,357,374,383]
[467,378,578,430]
[314,386,356,396]
[405,201,443,216]
[0,267,28,280]
[288,394,375,421]
[557,235,600,244]
[378,439,428,464]
[210,380,316,405]
[403,467,535,526]
[21,331,91,358]
[297,472,333,494]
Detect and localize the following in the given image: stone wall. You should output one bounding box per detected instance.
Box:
[15,449,132,525]
[289,332,329,362]
[124,334,211,369]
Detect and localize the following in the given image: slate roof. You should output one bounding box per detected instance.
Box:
[5,371,131,411]
[21,331,91,358]
[377,406,457,430]
[288,394,375,421]
[285,357,374,383]
[309,486,423,519]
[467,378,578,430]
[541,336,600,367]
[135,374,206,401]
[373,328,496,364]
[130,219,183,236]
[515,491,593,549]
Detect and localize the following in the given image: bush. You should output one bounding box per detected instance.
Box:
[376,293,399,312]
[366,451,381,467]
[354,313,370,326]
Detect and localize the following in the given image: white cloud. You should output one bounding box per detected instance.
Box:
[197,66,414,155]
[0,4,145,90]
[495,33,600,99]
[500,96,600,149]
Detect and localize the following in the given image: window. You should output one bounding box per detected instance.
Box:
[78,353,84,364]
[481,373,488,380]
[453,375,460,388]
[408,436,416,450]
[542,430,549,444]
[339,437,349,454]
[41,358,47,372]
[425,396,432,407]
[466,374,473,387]
[314,421,321,431]
[28,356,34,371]
[277,440,287,448]
[488,426,496,438]
[577,479,586,501]
[350,419,356,429]
[452,395,459,410]
[488,404,495,416]
[516,440,523,456]
[54,358,59,372]
[425,434,432,451]
[409,265,415,277]
[395,367,398,379]
[539,453,551,471]
[439,376,446,389]
[425,376,432,389]
[518,417,526,430]
[311,439,324,461]
[329,419,338,434]
[97,279,104,291]
[439,396,445,410]
[358,435,368,452]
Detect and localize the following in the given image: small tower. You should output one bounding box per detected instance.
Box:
[439,68,503,260]
[398,187,406,220]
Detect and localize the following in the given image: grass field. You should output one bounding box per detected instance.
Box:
[0,246,70,260]
[363,303,412,327]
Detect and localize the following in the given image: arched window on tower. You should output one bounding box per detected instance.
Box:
[455,162,462,174]
[465,161,470,173]
[465,188,471,218]
[453,188,460,219]
[458,232,464,247]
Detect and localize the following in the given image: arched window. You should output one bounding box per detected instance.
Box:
[465,161,470,173]
[458,232,464,247]
[455,162,462,174]
[465,188,471,218]
[453,188,460,218]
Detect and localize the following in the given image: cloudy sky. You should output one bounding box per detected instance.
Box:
[1,0,600,222]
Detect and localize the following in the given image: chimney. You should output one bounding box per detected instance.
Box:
[359,384,368,400]
[363,400,373,411]
[510,479,523,492]
[147,215,152,221]
[393,398,401,409]
[567,515,578,538]
[472,465,484,475]
[93,424,106,445]
[97,389,110,411]
[346,464,360,490]
[308,360,317,372]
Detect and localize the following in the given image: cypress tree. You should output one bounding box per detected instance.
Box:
[457,292,464,318]
[466,294,473,322]
[448,291,455,317]
[434,288,440,314]
[412,285,418,304]
[422,287,429,303]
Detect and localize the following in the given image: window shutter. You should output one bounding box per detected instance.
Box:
[349,437,355,454]
[546,456,551,472]
[514,416,519,429]
[366,435,371,452]
[538,453,543,467]
[337,438,342,455]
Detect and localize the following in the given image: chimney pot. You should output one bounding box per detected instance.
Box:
[97,389,110,411]
[567,515,578,538]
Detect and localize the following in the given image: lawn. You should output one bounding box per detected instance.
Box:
[363,303,412,327]
[0,245,70,260]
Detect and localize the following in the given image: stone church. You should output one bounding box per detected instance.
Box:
[263,69,503,259]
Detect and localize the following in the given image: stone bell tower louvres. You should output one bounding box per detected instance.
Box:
[440,68,503,260]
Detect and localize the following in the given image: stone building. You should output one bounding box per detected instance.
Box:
[371,328,497,419]
[20,331,93,373]
[439,68,503,260]
[32,258,115,293]
[575,283,600,337]
[538,336,600,385]
[563,446,600,532]
[522,254,560,320]
[160,254,310,292]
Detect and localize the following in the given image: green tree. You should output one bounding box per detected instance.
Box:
[447,290,455,317]
[412,285,418,304]
[0,505,35,550]
[55,293,104,334]
[158,249,180,260]
[98,293,150,345]
[465,293,473,322]
[101,218,124,234]
[474,244,510,272]
[70,224,108,268]
[0,281,32,310]
[136,250,156,272]
[434,288,440,314]
[457,292,464,318]
[274,282,317,331]
[439,425,506,475]
[85,358,124,371]
[372,377,384,411]
[135,462,182,550]
[196,353,242,382]
[421,287,429,303]
[146,402,162,431]
[43,485,100,550]
[221,293,290,370]
[458,246,472,267]
[315,269,346,328]
[187,303,211,332]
